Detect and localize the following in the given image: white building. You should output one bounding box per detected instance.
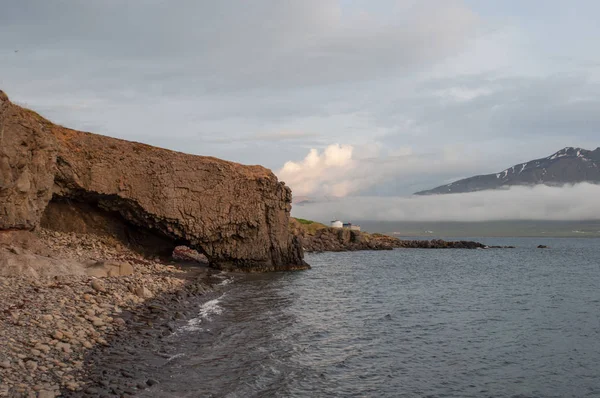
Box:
[330,220,343,228]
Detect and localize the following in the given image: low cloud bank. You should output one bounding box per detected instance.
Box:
[292,183,600,222]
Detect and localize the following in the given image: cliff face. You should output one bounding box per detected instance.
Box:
[0,90,307,272]
[0,91,57,229]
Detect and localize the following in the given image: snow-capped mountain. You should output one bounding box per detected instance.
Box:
[415,147,600,195]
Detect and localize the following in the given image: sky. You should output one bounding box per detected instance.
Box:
[1,1,600,220]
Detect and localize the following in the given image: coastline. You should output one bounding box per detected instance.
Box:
[0,230,226,398]
[0,226,515,397]
[289,218,507,252]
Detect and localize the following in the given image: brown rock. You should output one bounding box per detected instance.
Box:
[0,246,84,277]
[0,91,57,230]
[0,90,308,272]
[41,314,54,322]
[134,285,154,299]
[86,260,135,277]
[90,279,106,293]
[25,360,38,371]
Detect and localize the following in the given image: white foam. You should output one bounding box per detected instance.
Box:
[166,353,186,362]
[198,296,225,319]
[175,294,225,333]
[217,278,233,286]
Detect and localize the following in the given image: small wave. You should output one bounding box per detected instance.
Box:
[176,295,225,333]
[178,317,204,333]
[166,353,186,362]
[199,296,225,318]
[217,278,233,286]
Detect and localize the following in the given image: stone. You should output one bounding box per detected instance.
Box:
[38,391,57,398]
[134,286,154,299]
[91,279,106,293]
[34,344,51,354]
[0,360,11,369]
[86,260,135,278]
[40,314,54,322]
[25,360,38,371]
[65,382,79,391]
[52,331,63,340]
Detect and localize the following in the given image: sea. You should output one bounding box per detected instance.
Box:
[143,236,600,398]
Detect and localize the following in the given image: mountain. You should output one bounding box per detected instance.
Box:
[415,147,600,195]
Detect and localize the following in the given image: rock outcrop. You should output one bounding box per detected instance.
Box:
[0,90,307,272]
[290,218,491,252]
[0,90,57,230]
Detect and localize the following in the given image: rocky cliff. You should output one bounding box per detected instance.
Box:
[289,218,490,252]
[0,90,307,272]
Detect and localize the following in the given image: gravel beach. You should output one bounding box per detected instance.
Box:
[0,230,220,398]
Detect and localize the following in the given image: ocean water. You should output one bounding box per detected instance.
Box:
[145,237,600,398]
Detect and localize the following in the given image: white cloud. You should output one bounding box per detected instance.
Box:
[278,142,484,197]
[278,144,356,196]
[292,183,600,222]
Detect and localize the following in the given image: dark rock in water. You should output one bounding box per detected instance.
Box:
[538,245,548,249]
[146,379,159,387]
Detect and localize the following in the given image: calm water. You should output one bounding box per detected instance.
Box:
[145,238,600,398]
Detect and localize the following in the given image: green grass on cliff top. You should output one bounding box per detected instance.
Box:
[294,218,318,225]
[291,218,328,234]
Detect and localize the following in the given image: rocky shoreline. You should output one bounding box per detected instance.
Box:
[0,230,222,398]
[289,219,512,253]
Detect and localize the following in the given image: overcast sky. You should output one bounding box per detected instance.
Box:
[2,0,599,200]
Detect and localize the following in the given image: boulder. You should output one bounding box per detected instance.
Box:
[135,285,154,299]
[85,260,135,278]
[0,246,84,277]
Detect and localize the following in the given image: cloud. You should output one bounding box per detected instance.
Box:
[277,142,485,196]
[2,0,600,188]
[278,144,355,196]
[0,0,478,92]
[292,183,600,222]
[250,130,321,142]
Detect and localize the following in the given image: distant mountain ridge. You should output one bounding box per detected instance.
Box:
[415,147,600,195]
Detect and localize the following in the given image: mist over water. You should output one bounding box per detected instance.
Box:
[292,183,600,222]
[144,237,600,398]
